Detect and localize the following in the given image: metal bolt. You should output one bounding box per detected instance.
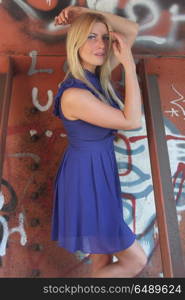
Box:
[30,243,43,251]
[30,134,40,142]
[30,192,39,200]
[30,218,40,227]
[30,107,39,114]
[30,163,39,170]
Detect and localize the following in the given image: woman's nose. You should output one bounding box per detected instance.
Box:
[97,38,106,49]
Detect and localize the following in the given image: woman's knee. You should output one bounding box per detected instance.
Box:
[133,251,147,274]
[114,241,147,274]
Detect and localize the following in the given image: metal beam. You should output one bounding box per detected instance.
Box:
[0,56,14,189]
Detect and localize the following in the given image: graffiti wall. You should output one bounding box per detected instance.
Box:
[0,0,185,55]
[0,0,185,277]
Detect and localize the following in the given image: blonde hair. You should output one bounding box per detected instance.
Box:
[63,12,123,109]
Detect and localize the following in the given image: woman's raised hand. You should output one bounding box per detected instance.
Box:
[54,5,88,26]
[110,31,135,69]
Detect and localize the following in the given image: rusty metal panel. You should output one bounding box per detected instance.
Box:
[138,59,185,277]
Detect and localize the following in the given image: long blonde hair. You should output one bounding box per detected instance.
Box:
[63,12,124,109]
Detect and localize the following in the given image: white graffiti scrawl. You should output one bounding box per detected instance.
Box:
[165,84,185,120]
[0,191,27,256]
[2,0,184,52]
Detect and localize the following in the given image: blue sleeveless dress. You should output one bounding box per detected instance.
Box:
[51,69,136,254]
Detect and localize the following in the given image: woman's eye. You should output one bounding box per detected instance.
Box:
[87,35,109,41]
[88,35,95,39]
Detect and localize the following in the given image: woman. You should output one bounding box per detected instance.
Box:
[52,5,147,278]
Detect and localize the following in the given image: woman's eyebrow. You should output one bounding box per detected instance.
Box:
[89,32,109,36]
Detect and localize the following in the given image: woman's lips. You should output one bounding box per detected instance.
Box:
[94,53,105,57]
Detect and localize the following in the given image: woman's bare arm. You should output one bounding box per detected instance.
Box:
[111,32,142,127]
[62,87,141,130]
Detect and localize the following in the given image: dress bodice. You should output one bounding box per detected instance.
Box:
[53,69,121,140]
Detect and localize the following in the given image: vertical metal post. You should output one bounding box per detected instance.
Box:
[0,56,14,189]
[138,59,185,277]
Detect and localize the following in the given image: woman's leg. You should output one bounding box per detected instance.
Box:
[91,240,147,278]
[89,253,113,275]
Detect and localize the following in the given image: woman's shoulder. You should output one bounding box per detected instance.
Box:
[59,74,87,91]
[59,74,99,100]
[53,74,92,118]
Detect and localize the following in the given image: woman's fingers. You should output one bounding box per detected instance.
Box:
[110,32,129,53]
[54,16,58,25]
[110,31,134,65]
[54,5,88,26]
[111,32,127,47]
[63,8,68,19]
[110,35,122,54]
[54,9,69,25]
[54,6,77,25]
[60,12,68,23]
[112,41,119,56]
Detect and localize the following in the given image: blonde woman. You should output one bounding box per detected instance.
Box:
[52,5,147,278]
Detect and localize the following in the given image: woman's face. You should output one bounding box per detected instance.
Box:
[78,22,110,73]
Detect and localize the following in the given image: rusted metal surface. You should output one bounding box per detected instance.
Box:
[138,59,185,277]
